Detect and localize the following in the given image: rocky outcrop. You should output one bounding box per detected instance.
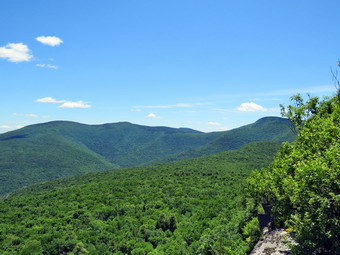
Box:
[250,229,295,255]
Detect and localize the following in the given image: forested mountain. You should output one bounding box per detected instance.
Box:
[0,117,295,196]
[154,117,295,162]
[0,141,281,254]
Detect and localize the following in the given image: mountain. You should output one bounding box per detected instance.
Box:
[151,117,296,162]
[0,121,217,196]
[0,117,295,196]
[0,124,118,196]
[0,141,282,254]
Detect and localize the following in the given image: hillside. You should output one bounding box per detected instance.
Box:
[0,128,117,196]
[0,117,295,196]
[152,117,295,162]
[0,141,281,254]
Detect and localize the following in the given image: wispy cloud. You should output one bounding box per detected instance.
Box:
[205,126,228,132]
[147,113,160,119]
[36,64,58,69]
[13,113,38,117]
[36,36,63,46]
[37,97,65,103]
[0,125,24,129]
[59,101,91,108]
[36,97,91,108]
[208,122,221,126]
[0,43,32,62]
[237,102,278,112]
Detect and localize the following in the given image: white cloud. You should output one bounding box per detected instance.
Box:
[37,97,91,108]
[148,113,160,119]
[37,97,65,103]
[0,125,24,130]
[36,64,58,69]
[208,122,221,126]
[0,43,32,62]
[237,102,267,112]
[175,103,191,108]
[13,113,38,117]
[36,36,63,46]
[131,109,142,112]
[59,101,91,108]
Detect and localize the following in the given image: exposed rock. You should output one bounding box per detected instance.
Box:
[250,228,296,255]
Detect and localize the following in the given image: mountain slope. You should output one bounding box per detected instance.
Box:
[153,117,295,162]
[0,121,219,195]
[23,121,220,167]
[0,127,117,196]
[0,141,281,254]
[0,117,295,196]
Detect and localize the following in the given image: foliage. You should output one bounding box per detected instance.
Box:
[0,118,295,196]
[0,141,280,254]
[247,93,340,254]
[280,94,321,132]
[0,129,117,196]
[151,117,295,163]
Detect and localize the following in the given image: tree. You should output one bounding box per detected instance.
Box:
[247,90,340,254]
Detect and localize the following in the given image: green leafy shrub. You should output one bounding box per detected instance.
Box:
[247,92,340,254]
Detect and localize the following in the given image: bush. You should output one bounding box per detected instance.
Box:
[247,92,340,254]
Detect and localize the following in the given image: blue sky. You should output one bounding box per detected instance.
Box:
[1,0,339,133]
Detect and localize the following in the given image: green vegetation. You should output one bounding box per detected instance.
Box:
[156,117,295,162]
[0,128,117,196]
[0,118,295,196]
[247,93,340,254]
[0,141,281,254]
[0,121,215,196]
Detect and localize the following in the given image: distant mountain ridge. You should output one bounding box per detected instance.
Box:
[150,117,296,163]
[0,117,295,195]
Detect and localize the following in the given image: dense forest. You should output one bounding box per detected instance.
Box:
[0,142,281,254]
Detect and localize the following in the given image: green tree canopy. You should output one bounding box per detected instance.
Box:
[247,91,340,254]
